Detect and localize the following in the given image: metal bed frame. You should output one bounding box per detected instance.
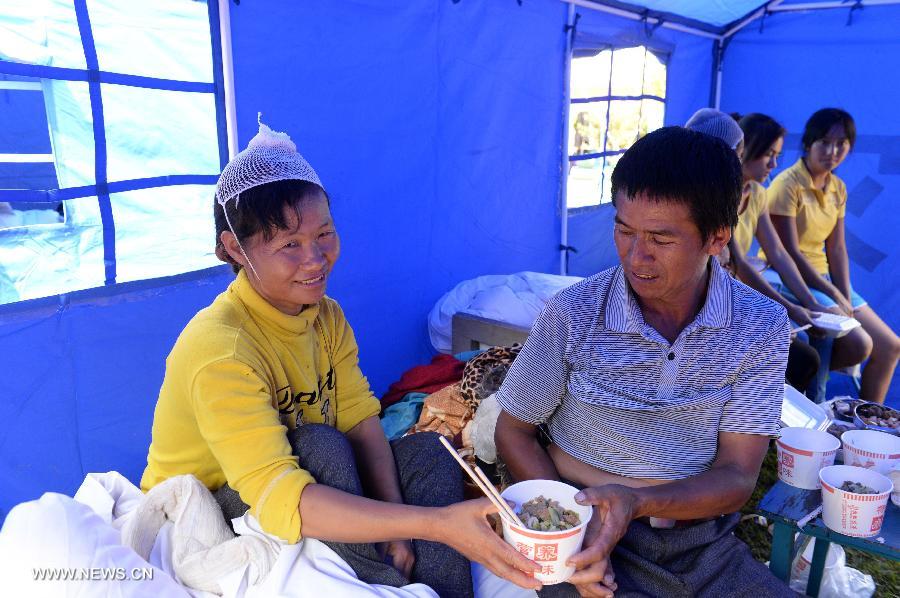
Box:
[450,312,529,354]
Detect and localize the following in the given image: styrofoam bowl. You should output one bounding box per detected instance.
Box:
[500,480,593,585]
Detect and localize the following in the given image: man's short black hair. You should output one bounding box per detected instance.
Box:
[611,126,741,242]
[213,179,327,273]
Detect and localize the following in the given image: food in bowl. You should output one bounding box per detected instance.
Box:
[889,470,900,508]
[826,421,855,439]
[832,398,865,422]
[854,402,900,432]
[517,495,582,531]
[839,480,878,494]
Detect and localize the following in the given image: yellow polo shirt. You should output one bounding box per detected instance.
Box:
[140,269,381,543]
[732,181,767,257]
[763,159,847,274]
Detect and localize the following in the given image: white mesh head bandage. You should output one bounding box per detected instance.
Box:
[215,115,322,278]
[216,114,322,208]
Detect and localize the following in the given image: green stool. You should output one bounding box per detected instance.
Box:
[759,480,898,596]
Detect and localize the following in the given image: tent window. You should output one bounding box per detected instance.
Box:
[567,46,667,209]
[0,0,225,306]
[0,75,64,229]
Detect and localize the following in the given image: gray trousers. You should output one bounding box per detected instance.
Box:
[214,425,473,598]
[538,513,799,598]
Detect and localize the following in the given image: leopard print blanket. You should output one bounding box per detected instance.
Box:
[459,344,522,414]
[412,344,522,444]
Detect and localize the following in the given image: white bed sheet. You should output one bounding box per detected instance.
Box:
[0,472,535,598]
[428,271,583,353]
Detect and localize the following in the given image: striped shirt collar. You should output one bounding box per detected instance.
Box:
[605,259,732,335]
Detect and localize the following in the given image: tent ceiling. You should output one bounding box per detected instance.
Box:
[602,0,767,28]
[574,1,900,35]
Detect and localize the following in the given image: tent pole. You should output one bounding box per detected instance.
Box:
[770,0,900,11]
[721,1,786,39]
[560,3,575,276]
[560,0,723,41]
[560,0,900,43]
[714,66,723,110]
[709,39,723,109]
[218,0,238,159]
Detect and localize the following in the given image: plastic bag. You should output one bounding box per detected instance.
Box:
[469,393,502,463]
[789,537,875,597]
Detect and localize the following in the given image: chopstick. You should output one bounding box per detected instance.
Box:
[472,464,520,522]
[791,324,812,334]
[438,435,519,525]
[796,505,823,529]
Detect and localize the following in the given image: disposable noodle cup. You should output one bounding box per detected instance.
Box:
[499,479,593,585]
[841,429,900,475]
[819,465,893,537]
[776,427,840,489]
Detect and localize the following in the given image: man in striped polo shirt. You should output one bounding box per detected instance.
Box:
[495,127,794,598]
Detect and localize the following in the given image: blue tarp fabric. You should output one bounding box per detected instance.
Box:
[1,0,899,526]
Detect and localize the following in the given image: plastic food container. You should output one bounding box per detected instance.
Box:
[781,383,830,431]
[810,312,861,338]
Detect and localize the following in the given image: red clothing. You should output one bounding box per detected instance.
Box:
[381,354,465,409]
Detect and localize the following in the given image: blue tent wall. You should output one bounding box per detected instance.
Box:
[0,0,727,520]
[720,5,900,402]
[564,7,714,277]
[0,0,232,520]
[228,0,567,395]
[8,0,896,521]
[0,0,575,519]
[0,266,234,520]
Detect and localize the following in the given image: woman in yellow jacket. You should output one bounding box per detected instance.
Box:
[768,108,900,404]
[140,120,541,597]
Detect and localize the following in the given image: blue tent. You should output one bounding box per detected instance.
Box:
[2,0,899,519]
